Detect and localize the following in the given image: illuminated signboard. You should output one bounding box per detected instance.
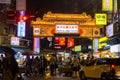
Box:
[54,37,61,49]
[106,24,113,37]
[56,24,78,33]
[34,37,40,54]
[53,37,66,49]
[110,44,120,53]
[17,21,26,37]
[102,0,113,11]
[67,38,74,48]
[95,13,107,25]
[93,38,99,52]
[33,28,40,35]
[11,37,20,46]
[74,45,81,52]
[59,37,66,46]
[99,37,108,43]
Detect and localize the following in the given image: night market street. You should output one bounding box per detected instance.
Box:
[0,70,80,80]
[22,75,80,80]
[22,71,80,80]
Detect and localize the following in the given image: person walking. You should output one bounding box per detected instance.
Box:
[72,55,80,77]
[2,48,19,80]
[24,55,32,77]
[50,54,57,75]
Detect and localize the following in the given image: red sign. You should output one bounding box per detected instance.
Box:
[67,38,74,48]
[59,37,66,46]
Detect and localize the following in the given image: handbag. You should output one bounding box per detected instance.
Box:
[17,74,24,80]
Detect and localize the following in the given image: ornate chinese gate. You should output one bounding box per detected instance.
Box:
[31,11,103,38]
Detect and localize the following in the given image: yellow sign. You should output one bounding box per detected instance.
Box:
[95,13,107,25]
[99,36,108,43]
[102,0,113,11]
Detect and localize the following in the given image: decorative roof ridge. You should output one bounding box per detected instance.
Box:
[43,11,92,20]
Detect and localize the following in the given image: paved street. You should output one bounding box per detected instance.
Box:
[22,71,80,80]
[23,75,80,80]
[0,69,80,80]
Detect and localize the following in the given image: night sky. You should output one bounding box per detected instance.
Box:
[26,0,96,18]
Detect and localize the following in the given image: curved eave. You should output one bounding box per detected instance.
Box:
[43,18,91,21]
[43,11,92,21]
[31,21,55,25]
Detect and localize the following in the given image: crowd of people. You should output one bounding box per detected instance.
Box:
[20,54,94,77]
[0,50,95,80]
[22,55,48,77]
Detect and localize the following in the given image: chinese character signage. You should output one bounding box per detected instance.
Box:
[95,13,107,25]
[17,21,26,37]
[67,38,74,48]
[56,24,78,33]
[11,37,20,46]
[102,0,113,11]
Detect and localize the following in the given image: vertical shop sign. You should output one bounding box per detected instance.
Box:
[16,0,26,11]
[67,38,74,48]
[93,38,99,52]
[102,0,113,11]
[17,21,26,37]
[34,37,40,54]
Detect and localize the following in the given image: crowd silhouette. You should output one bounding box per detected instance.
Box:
[0,51,95,79]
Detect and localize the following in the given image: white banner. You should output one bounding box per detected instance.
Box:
[56,24,78,33]
[16,0,26,11]
[0,0,11,4]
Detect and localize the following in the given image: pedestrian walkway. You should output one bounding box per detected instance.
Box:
[22,75,80,80]
[22,70,80,80]
[0,69,80,80]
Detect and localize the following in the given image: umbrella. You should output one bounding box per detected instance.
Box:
[0,46,16,55]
